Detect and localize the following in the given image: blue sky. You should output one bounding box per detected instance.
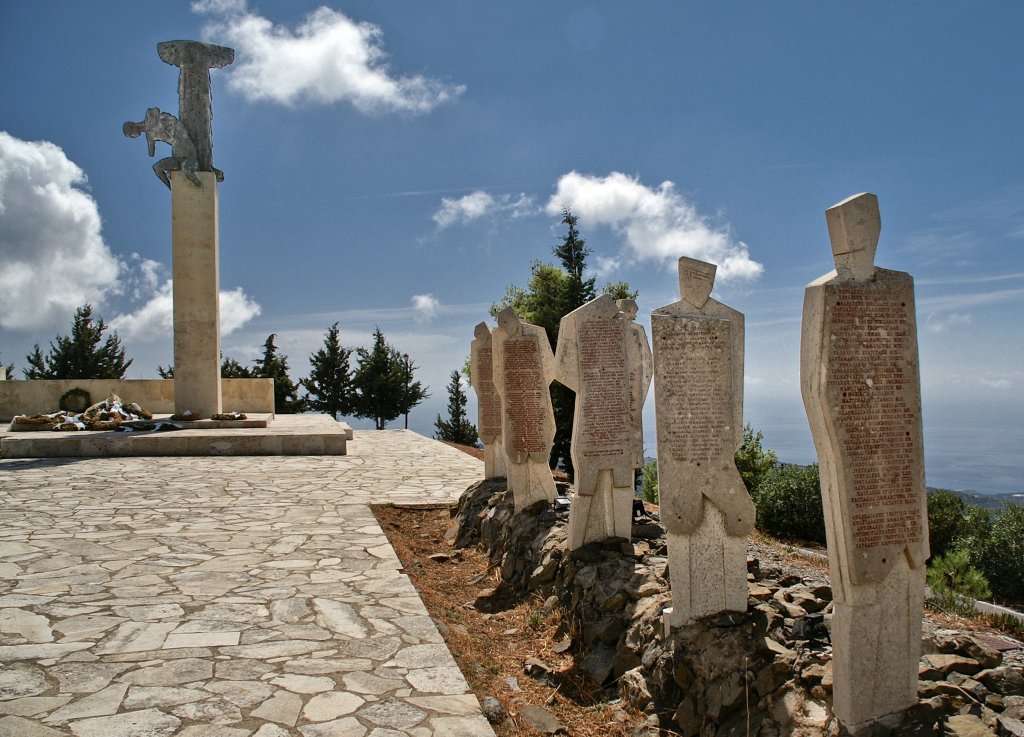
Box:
[1,1,1022,493]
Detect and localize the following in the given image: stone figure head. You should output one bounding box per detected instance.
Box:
[679,257,716,308]
[589,293,620,321]
[474,322,491,340]
[826,192,879,281]
[616,298,638,322]
[496,306,522,335]
[157,40,235,71]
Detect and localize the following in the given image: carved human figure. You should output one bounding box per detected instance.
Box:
[157,40,234,173]
[492,307,557,512]
[554,294,652,548]
[125,40,233,188]
[652,257,754,628]
[124,107,203,189]
[800,193,928,733]
[470,322,507,479]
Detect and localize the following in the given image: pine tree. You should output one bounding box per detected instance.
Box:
[156,355,252,379]
[434,370,478,445]
[220,356,252,378]
[1,352,15,379]
[352,328,428,430]
[252,334,306,414]
[491,209,633,477]
[302,322,354,420]
[23,304,132,379]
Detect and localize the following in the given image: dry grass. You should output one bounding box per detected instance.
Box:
[372,503,644,737]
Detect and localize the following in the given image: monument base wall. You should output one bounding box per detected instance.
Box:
[0,378,274,420]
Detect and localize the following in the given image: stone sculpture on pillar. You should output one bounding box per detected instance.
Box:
[554,295,652,549]
[652,257,754,629]
[471,322,507,479]
[492,307,557,512]
[800,193,928,733]
[124,40,234,419]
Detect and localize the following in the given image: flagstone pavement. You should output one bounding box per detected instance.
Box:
[0,430,497,737]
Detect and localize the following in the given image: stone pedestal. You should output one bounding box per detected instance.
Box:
[653,258,754,628]
[171,170,222,418]
[471,322,506,479]
[554,295,652,549]
[800,193,928,733]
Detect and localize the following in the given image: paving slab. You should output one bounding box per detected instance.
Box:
[0,430,495,736]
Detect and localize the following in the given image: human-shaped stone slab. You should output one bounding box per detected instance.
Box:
[800,193,928,733]
[554,295,652,549]
[491,307,557,512]
[470,322,507,480]
[652,257,754,629]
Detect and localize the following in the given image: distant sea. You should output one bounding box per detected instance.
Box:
[741,399,1023,498]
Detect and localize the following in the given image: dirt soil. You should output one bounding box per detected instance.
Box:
[372,502,647,737]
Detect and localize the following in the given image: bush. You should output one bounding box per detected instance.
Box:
[640,460,659,505]
[965,504,1024,606]
[734,425,778,495]
[752,463,826,545]
[926,489,992,560]
[927,549,991,600]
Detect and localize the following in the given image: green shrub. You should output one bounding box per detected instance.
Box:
[926,489,992,560]
[641,459,659,505]
[926,549,991,600]
[734,424,778,495]
[752,463,826,545]
[965,503,1024,606]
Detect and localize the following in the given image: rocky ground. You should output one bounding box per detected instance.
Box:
[379,476,1024,737]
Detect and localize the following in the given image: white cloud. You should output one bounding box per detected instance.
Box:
[196,2,464,112]
[220,286,263,334]
[925,312,973,334]
[546,171,763,282]
[110,280,261,341]
[0,131,124,331]
[411,293,440,323]
[975,371,1021,391]
[432,191,536,229]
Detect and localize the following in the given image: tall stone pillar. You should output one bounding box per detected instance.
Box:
[554,294,652,549]
[471,322,507,479]
[800,193,928,734]
[171,170,222,417]
[653,257,754,629]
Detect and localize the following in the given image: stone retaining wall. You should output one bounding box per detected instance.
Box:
[449,479,1024,737]
[0,378,274,419]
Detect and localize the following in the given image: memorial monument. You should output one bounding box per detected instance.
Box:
[470,321,506,479]
[554,295,652,549]
[652,257,754,629]
[492,307,557,511]
[800,193,928,733]
[124,40,234,418]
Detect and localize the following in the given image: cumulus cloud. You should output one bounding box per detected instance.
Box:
[110,280,261,341]
[195,1,464,112]
[0,131,124,331]
[411,293,440,323]
[432,191,536,229]
[547,171,763,281]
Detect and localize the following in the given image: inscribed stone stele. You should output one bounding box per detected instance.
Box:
[554,295,652,548]
[652,257,753,628]
[800,192,928,734]
[491,308,557,512]
[470,322,506,479]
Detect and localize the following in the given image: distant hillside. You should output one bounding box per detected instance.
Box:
[927,487,1024,510]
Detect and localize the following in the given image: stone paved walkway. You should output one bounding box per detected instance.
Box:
[0,430,496,737]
